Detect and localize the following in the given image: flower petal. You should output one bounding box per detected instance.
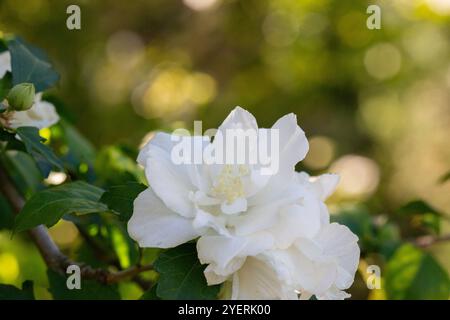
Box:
[0,51,11,78]
[9,100,59,130]
[128,188,198,248]
[197,232,273,275]
[221,197,247,215]
[192,208,229,236]
[231,256,297,300]
[137,132,173,167]
[309,173,340,201]
[217,106,258,133]
[270,194,322,248]
[144,142,195,217]
[272,113,309,170]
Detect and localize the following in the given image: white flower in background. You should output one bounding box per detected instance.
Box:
[129,106,360,300]
[0,51,11,78]
[0,50,59,130]
[7,93,59,129]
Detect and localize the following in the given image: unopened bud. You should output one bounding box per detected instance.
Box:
[6,83,35,111]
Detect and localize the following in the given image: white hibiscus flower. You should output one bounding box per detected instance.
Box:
[129,106,360,300]
[128,107,309,248]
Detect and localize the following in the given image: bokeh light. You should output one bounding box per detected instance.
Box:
[48,220,80,248]
[133,67,216,119]
[44,171,68,185]
[364,43,402,80]
[303,136,335,170]
[330,155,380,199]
[0,253,19,283]
[183,0,220,11]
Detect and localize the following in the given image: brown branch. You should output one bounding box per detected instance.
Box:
[413,234,450,248]
[0,164,152,285]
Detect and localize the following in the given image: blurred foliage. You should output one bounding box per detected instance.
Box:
[0,0,450,300]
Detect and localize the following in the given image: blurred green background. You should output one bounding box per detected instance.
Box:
[0,0,450,299]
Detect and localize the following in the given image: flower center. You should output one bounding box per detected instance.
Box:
[211,165,249,204]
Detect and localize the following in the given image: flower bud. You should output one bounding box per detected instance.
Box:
[6,83,35,111]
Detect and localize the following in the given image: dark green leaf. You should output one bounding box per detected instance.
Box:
[0,71,12,101]
[8,37,59,92]
[0,192,15,230]
[100,182,147,221]
[140,285,160,300]
[0,281,35,300]
[0,128,15,142]
[16,126,63,173]
[154,243,220,300]
[4,150,43,195]
[15,181,108,232]
[385,244,450,299]
[398,200,443,235]
[60,120,96,166]
[398,200,442,216]
[47,270,120,300]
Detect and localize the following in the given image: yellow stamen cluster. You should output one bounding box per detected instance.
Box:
[211,165,249,204]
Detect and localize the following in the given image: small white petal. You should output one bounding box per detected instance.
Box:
[217,106,258,133]
[204,264,230,285]
[128,188,198,248]
[192,208,229,236]
[309,173,340,201]
[197,235,247,274]
[137,132,173,167]
[272,113,309,170]
[221,197,247,215]
[316,286,351,300]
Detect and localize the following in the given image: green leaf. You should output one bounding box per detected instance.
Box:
[3,150,43,195]
[154,243,220,300]
[385,244,450,299]
[398,200,443,235]
[61,120,96,166]
[140,285,160,300]
[100,182,147,221]
[0,192,15,230]
[398,200,442,216]
[438,170,450,184]
[0,281,35,300]
[8,37,59,92]
[16,126,63,173]
[0,71,12,101]
[47,270,120,300]
[15,181,108,232]
[107,221,140,268]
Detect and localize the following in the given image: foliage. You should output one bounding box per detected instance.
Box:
[14,181,108,232]
[152,243,220,300]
